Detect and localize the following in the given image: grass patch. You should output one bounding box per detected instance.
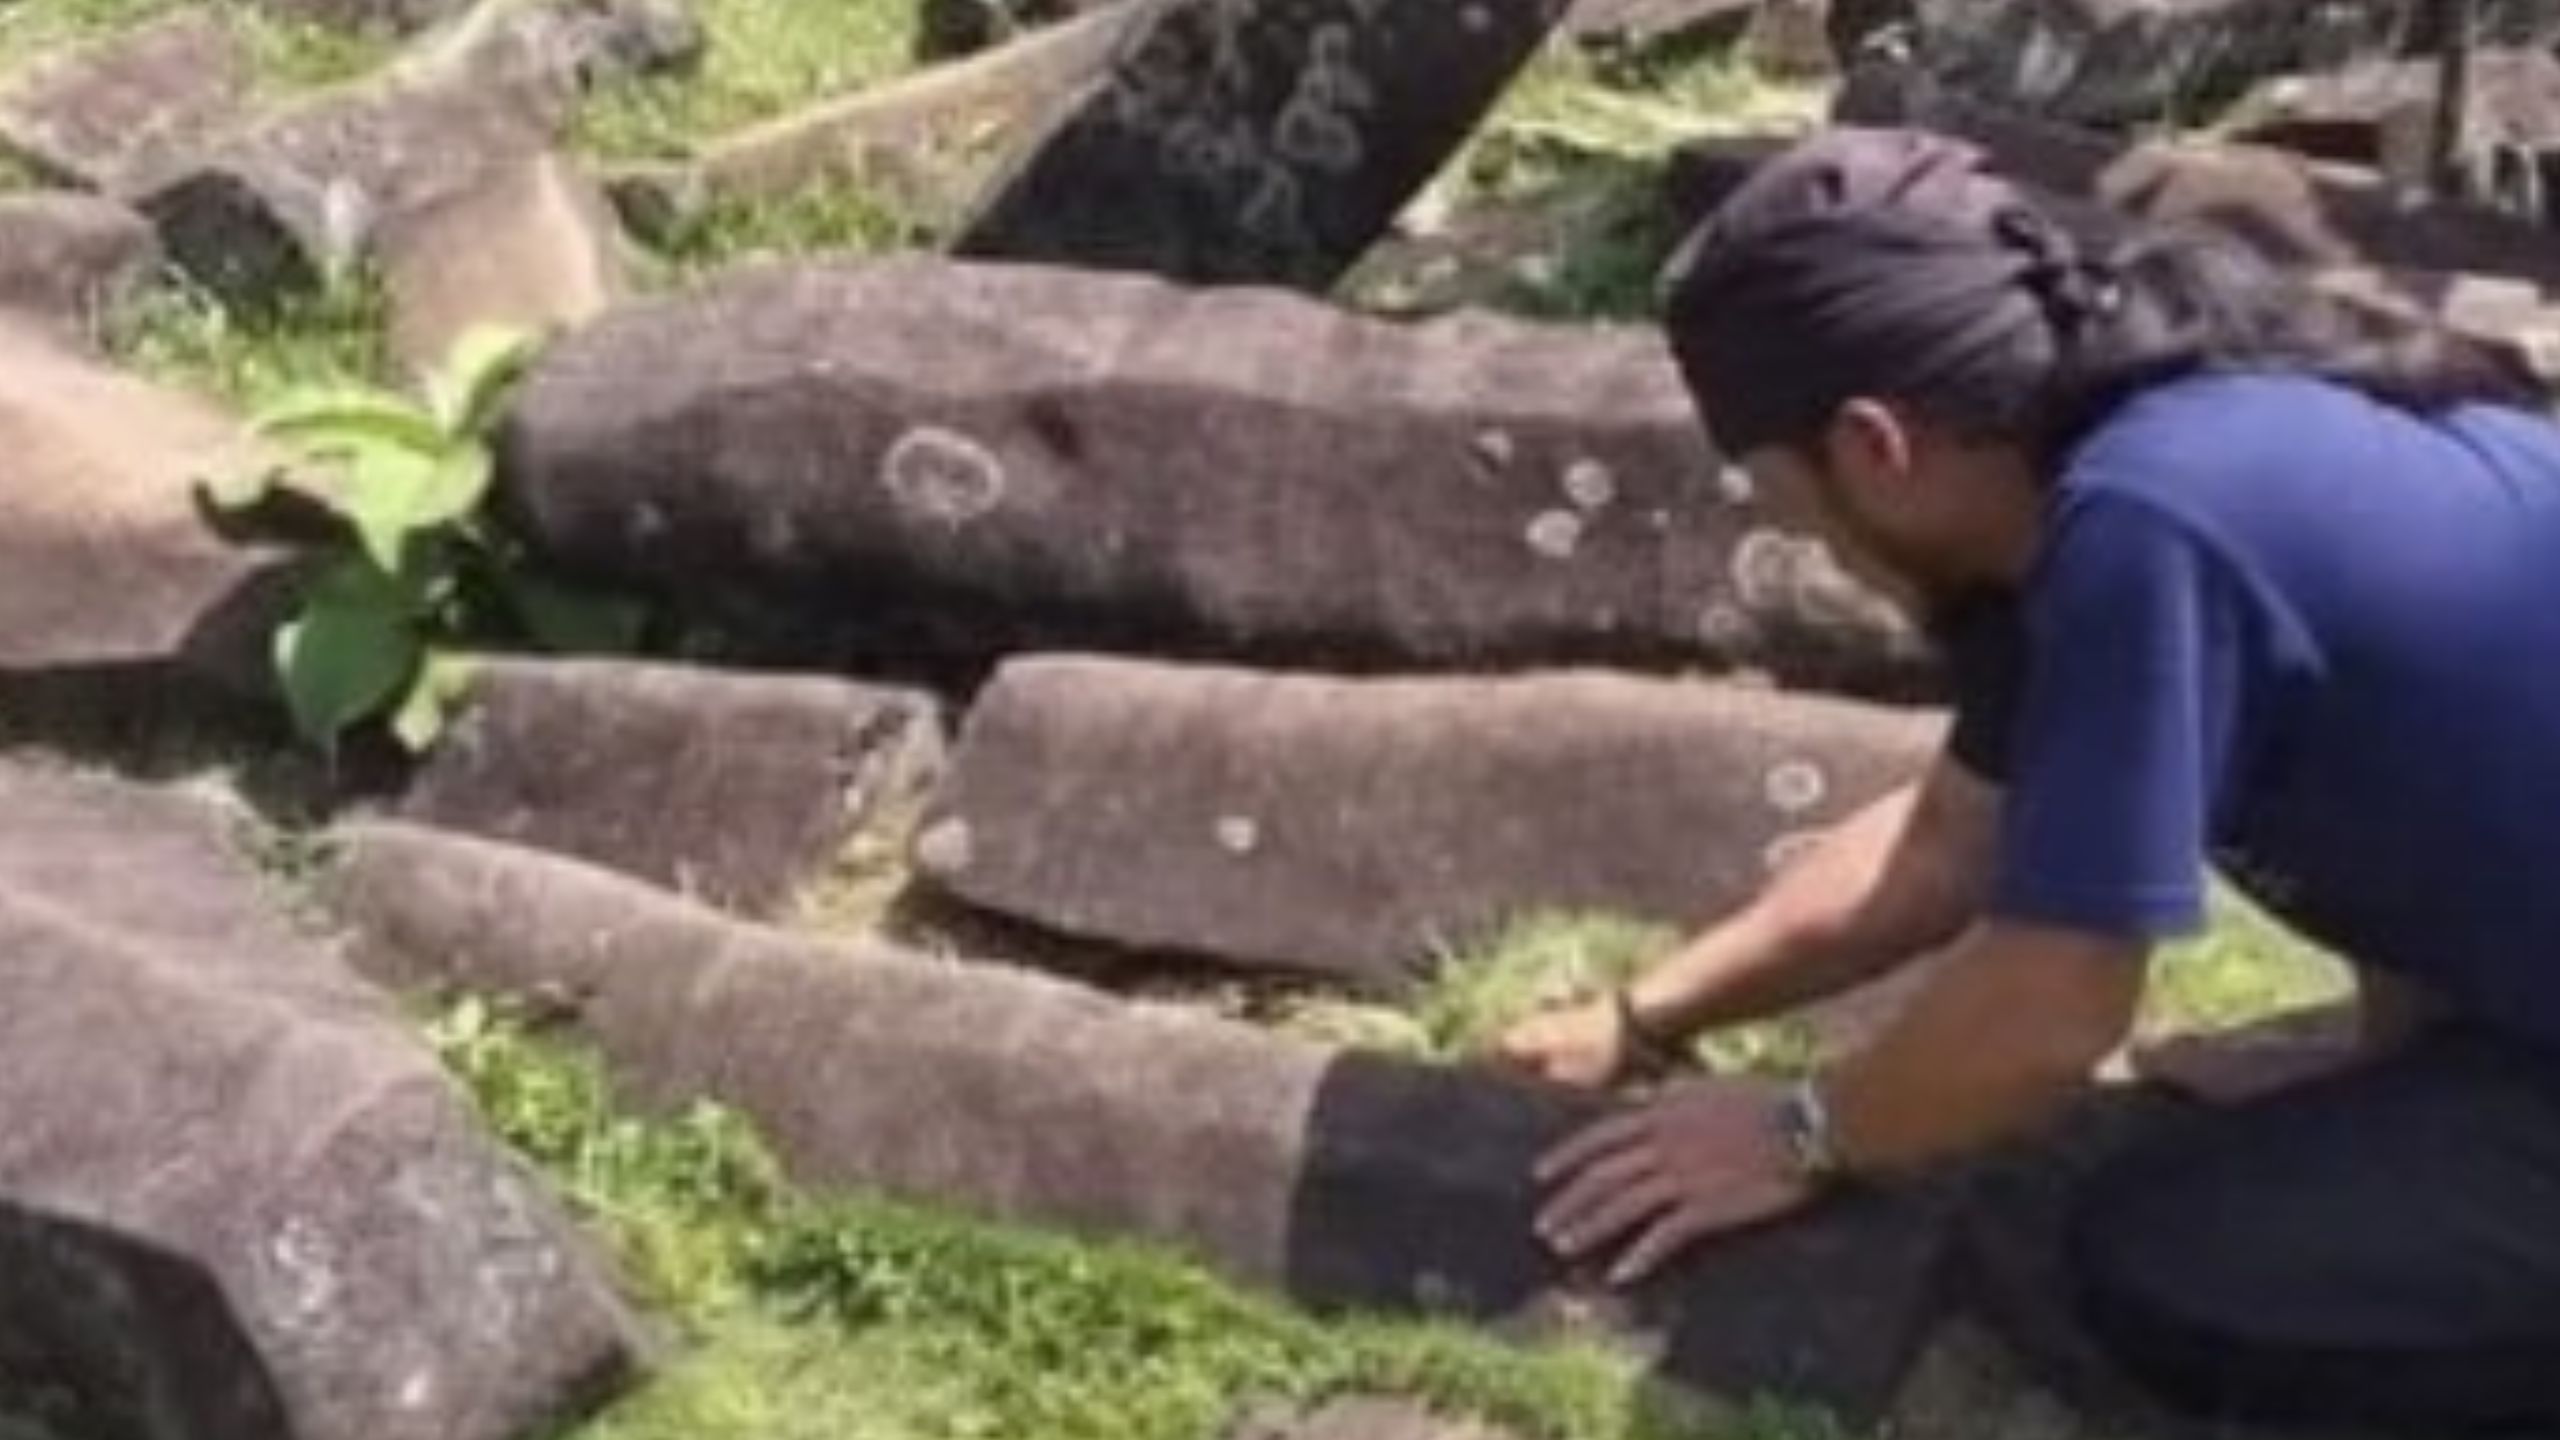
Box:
[575,0,918,161]
[1299,892,2349,1077]
[0,0,391,96]
[108,268,395,410]
[637,173,928,280]
[429,998,1823,1440]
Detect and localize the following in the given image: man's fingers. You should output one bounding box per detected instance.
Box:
[1541,1175,1682,1260]
[1607,1201,1729,1287]
[1535,1145,1659,1246]
[1534,1109,1650,1184]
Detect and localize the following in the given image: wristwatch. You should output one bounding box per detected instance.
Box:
[1771,1074,1851,1187]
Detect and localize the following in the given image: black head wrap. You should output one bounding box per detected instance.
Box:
[1662,127,2125,458]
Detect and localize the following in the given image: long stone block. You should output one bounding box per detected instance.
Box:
[0,766,640,1440]
[921,657,1941,988]
[950,0,1572,288]
[499,256,1929,693]
[329,821,1955,1421]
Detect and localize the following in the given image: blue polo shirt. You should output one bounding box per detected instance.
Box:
[1945,372,2560,1048]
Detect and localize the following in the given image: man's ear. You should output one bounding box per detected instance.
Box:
[1820,398,1914,486]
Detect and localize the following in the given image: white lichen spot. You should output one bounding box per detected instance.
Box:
[1215,815,1261,856]
[396,1369,437,1412]
[266,1216,341,1329]
[1525,509,1584,560]
[1716,463,1757,506]
[1697,600,1754,649]
[914,817,975,877]
[1763,760,1829,815]
[1460,2,1493,31]
[881,426,1007,526]
[1763,829,1825,874]
[1472,429,1517,469]
[1561,458,1617,511]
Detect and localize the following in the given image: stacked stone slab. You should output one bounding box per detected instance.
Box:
[499,255,1929,694]
[919,657,1942,987]
[329,820,1956,1421]
[0,765,640,1440]
[400,657,946,915]
[950,0,1574,288]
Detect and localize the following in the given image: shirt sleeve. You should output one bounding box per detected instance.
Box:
[1991,496,2256,940]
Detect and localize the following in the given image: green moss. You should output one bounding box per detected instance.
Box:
[0,0,393,97]
[430,999,1832,1440]
[575,0,918,162]
[2142,892,2352,1037]
[107,269,395,411]
[637,173,926,279]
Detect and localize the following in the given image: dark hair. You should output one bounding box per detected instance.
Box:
[1660,128,2545,473]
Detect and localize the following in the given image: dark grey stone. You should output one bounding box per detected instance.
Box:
[1560,0,1755,61]
[327,820,1955,1421]
[0,766,642,1440]
[951,0,1572,288]
[0,194,158,343]
[0,10,254,192]
[921,657,1941,988]
[401,657,944,915]
[0,325,288,690]
[499,256,1930,693]
[1906,0,2560,131]
[136,0,698,309]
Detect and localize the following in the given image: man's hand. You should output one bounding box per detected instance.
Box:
[1532,1080,1815,1286]
[1492,996,1634,1090]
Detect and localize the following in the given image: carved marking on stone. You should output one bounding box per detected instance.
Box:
[1215,814,1262,855]
[1763,760,1828,815]
[882,426,1007,526]
[1471,428,1516,470]
[1562,457,1617,511]
[1525,509,1584,560]
[1731,527,1896,631]
[915,818,976,876]
[1716,463,1756,505]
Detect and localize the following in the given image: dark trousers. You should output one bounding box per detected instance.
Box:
[2065,1030,2560,1436]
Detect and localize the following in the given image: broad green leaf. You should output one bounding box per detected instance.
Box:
[273,599,422,747]
[333,448,461,574]
[389,649,480,753]
[410,447,494,530]
[253,388,449,460]
[198,464,280,515]
[503,572,647,654]
[429,325,540,438]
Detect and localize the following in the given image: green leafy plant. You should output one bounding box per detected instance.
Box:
[204,326,644,752]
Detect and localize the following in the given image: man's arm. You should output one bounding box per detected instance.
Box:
[1496,751,2000,1087]
[1625,752,2001,1039]
[1825,919,2144,1172]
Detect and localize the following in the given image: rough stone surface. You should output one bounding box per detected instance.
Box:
[1830,66,2560,289]
[917,0,1134,60]
[1232,1397,1519,1440]
[500,256,1929,692]
[1908,0,2560,131]
[400,656,945,914]
[2230,47,2560,216]
[0,765,641,1440]
[0,324,288,688]
[380,150,629,378]
[137,0,698,308]
[609,6,1135,236]
[1562,0,1755,60]
[0,9,254,192]
[0,193,159,343]
[951,0,1572,289]
[920,658,1939,987]
[329,820,1955,1420]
